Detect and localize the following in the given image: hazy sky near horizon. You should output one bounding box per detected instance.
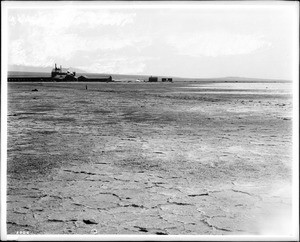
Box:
[5,2,298,79]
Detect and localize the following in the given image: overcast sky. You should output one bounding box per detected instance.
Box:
[5,2,298,79]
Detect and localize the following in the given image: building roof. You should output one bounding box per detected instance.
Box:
[78,75,111,79]
[8,71,50,78]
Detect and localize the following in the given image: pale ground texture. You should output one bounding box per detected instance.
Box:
[7,81,293,235]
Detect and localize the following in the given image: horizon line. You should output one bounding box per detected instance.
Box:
[7,70,292,82]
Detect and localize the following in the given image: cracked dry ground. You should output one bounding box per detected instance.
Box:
[7,82,293,235]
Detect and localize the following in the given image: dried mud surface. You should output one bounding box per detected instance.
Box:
[7,82,293,235]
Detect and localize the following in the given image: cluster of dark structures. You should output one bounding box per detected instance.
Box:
[8,64,112,82]
[162,77,173,82]
[7,64,173,83]
[51,64,77,81]
[148,76,173,82]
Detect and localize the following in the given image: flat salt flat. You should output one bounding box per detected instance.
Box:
[7,81,293,235]
[181,82,292,90]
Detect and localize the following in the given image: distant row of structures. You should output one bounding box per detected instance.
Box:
[51,64,113,82]
[148,76,173,82]
[7,64,173,83]
[8,64,112,82]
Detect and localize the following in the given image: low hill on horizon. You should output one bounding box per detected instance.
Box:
[8,65,87,74]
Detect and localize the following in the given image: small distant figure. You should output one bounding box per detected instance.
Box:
[86,85,87,90]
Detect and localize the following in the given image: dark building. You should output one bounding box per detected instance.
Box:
[7,69,52,82]
[51,63,76,78]
[64,74,78,82]
[77,75,112,82]
[52,63,77,82]
[149,76,158,82]
[7,77,52,82]
[162,78,173,82]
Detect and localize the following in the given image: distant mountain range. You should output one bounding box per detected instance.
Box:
[8,65,87,74]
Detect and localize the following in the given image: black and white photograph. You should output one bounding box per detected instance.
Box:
[1,1,299,241]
